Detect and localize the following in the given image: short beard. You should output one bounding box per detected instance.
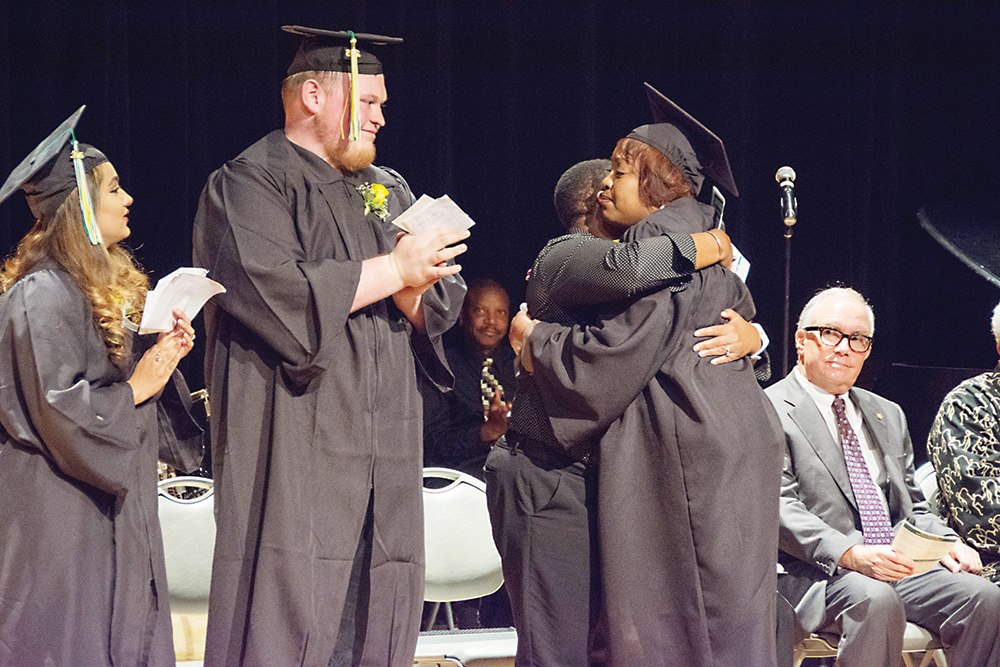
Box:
[330,139,376,173]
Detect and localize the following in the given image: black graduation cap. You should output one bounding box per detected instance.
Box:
[0,106,107,243]
[282,26,402,142]
[282,25,403,77]
[626,83,739,198]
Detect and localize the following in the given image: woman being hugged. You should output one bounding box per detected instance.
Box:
[0,107,203,667]
[512,87,784,666]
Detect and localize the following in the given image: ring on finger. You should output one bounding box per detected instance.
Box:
[724,345,730,356]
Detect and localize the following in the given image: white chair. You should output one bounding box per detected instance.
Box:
[793,623,946,667]
[792,462,949,667]
[421,467,504,631]
[158,476,215,612]
[914,461,941,517]
[158,476,215,662]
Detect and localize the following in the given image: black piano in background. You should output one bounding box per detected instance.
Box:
[879,203,1000,466]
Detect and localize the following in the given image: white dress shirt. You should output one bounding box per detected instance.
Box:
[793,366,890,515]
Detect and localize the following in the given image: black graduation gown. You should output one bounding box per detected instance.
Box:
[529,199,784,667]
[193,131,463,667]
[0,265,204,667]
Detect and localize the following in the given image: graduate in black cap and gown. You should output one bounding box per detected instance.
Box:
[487,160,762,666]
[193,27,467,666]
[511,86,784,666]
[0,107,204,666]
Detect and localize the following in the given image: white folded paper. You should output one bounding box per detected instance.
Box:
[391,194,476,234]
[139,267,226,334]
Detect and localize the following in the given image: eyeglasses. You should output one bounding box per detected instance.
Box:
[802,326,873,353]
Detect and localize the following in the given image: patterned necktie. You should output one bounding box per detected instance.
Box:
[481,358,503,419]
[832,396,894,545]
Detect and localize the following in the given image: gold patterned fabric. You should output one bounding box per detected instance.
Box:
[927,366,1000,583]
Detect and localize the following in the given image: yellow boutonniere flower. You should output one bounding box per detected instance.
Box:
[357,182,390,220]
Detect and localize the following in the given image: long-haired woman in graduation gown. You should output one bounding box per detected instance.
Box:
[0,112,203,666]
[521,122,784,666]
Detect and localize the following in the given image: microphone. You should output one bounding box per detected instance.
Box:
[775,166,797,235]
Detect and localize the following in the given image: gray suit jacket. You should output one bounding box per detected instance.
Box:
[765,371,957,634]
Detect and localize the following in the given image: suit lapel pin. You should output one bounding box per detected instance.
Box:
[876,413,883,420]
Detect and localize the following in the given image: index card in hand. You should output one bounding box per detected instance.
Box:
[391,194,476,234]
[139,267,226,334]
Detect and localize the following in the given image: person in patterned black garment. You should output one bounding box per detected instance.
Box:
[193,27,467,667]
[486,156,765,666]
[928,298,1000,584]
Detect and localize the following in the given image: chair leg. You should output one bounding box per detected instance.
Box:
[903,650,947,667]
[424,602,441,632]
[444,601,456,631]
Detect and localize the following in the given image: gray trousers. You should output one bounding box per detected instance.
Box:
[484,437,598,667]
[822,566,1000,667]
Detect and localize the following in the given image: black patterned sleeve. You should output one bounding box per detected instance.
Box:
[927,373,1000,580]
[753,350,772,383]
[535,233,697,308]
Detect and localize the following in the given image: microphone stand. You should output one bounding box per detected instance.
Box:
[776,167,797,378]
[783,221,793,378]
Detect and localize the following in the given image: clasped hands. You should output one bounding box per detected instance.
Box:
[389,227,469,297]
[839,541,982,582]
[388,228,469,326]
[127,308,195,405]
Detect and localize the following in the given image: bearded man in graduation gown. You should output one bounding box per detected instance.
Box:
[193,27,468,667]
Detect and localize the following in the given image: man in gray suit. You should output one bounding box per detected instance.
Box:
[767,287,1000,667]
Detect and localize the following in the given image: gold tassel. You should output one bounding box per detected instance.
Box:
[347,31,360,141]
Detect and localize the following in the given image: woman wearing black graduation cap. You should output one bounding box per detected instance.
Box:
[511,87,784,666]
[0,107,203,666]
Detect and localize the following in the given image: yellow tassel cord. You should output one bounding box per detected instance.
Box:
[70,130,103,245]
[347,31,361,141]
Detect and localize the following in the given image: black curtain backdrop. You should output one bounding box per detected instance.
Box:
[3,1,999,399]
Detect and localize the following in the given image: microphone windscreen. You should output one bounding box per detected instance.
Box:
[775,166,796,183]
